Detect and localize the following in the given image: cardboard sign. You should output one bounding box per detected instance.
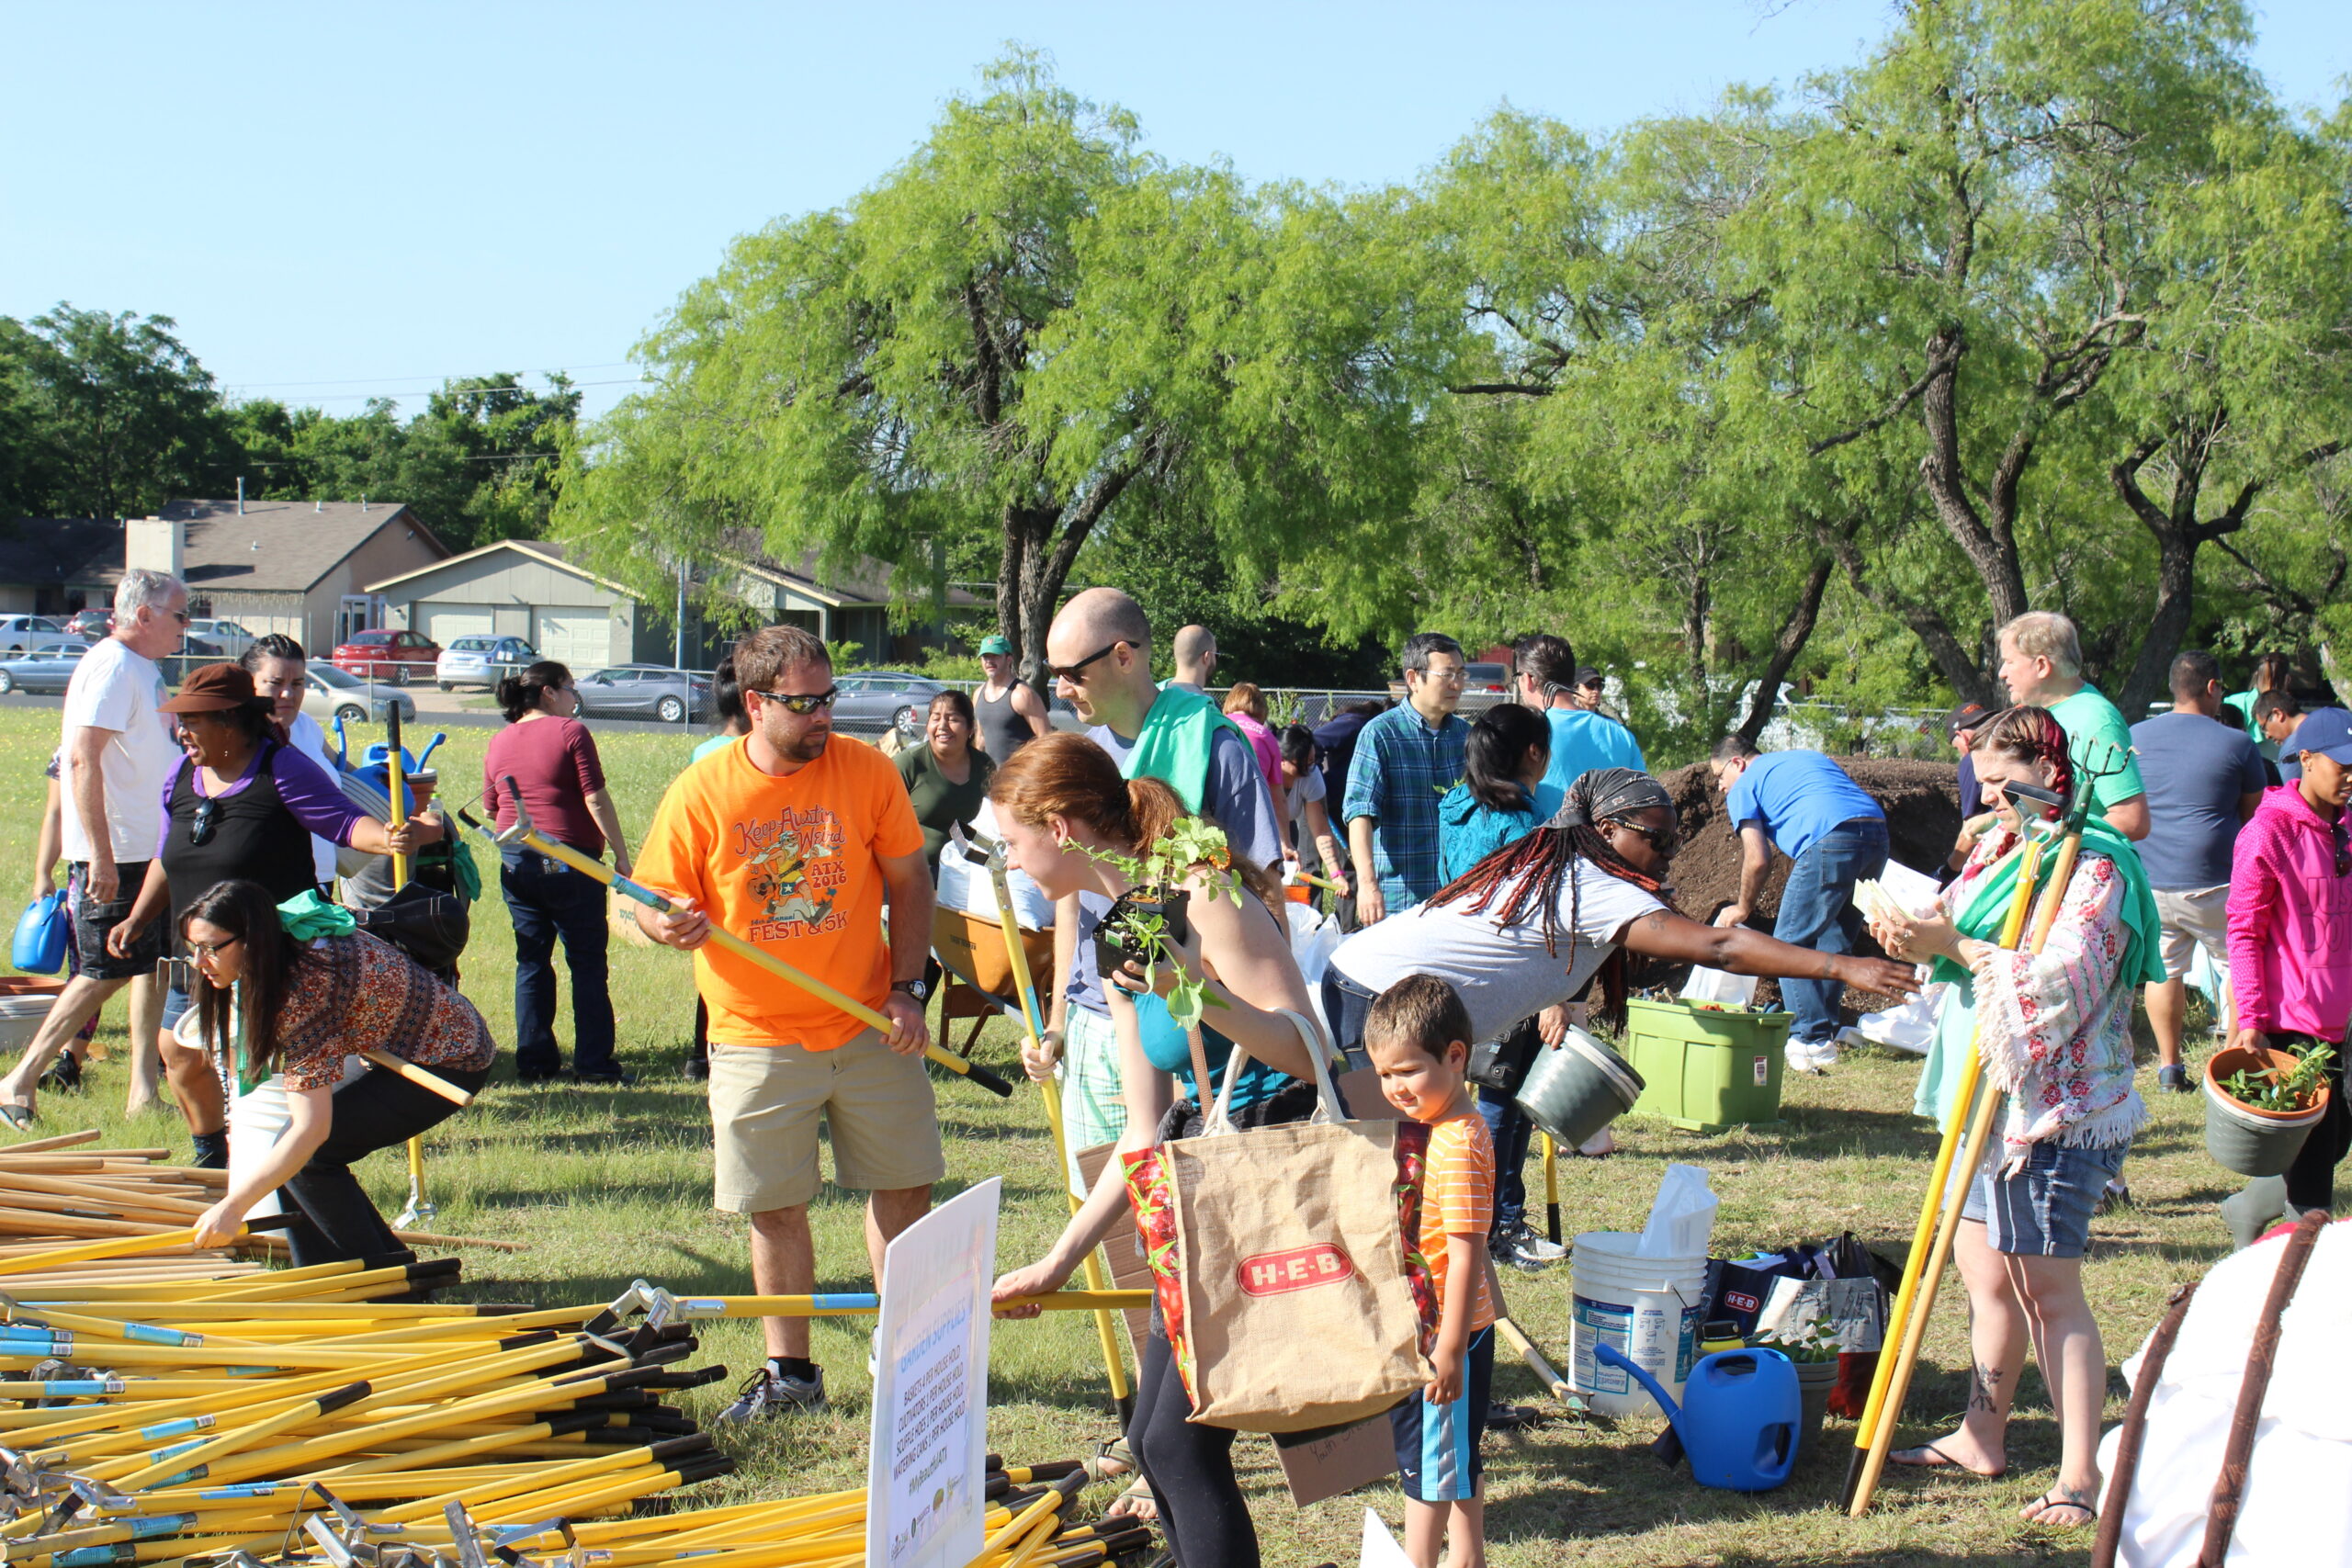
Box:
[865,1179,1000,1568]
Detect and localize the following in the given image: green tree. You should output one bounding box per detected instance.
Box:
[0,304,235,519]
[554,50,1442,683]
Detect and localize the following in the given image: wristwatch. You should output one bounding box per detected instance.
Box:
[891,977,931,1002]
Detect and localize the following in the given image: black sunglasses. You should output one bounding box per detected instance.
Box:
[1606,818,1677,857]
[1048,641,1125,685]
[752,687,837,715]
[189,796,220,847]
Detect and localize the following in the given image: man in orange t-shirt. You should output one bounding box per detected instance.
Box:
[634,625,937,1421]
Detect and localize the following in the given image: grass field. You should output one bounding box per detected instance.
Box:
[0,708,2243,1566]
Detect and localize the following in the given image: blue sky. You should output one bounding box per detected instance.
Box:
[5,2,2343,424]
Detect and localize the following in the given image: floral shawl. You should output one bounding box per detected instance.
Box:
[1914,826,2148,1168]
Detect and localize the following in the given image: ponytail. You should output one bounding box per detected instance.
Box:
[497,660,572,723]
[990,733,1285,917]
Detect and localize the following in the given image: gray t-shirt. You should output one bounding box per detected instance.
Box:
[1065,721,1281,1020]
[2128,711,2267,889]
[1327,858,1665,1043]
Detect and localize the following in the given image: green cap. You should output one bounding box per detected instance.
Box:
[978,635,1013,656]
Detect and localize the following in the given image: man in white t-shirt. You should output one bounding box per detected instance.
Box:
[1,569,187,1123]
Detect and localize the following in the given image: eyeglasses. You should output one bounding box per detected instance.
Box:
[1606,818,1677,857]
[189,797,220,847]
[187,935,241,959]
[1047,641,1125,685]
[752,687,837,715]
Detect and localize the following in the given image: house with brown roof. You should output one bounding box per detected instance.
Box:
[0,500,449,654]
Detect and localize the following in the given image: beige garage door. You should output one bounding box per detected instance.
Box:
[420,604,494,646]
[533,607,611,669]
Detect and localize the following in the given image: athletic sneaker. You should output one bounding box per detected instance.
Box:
[38,1052,83,1094]
[1503,1220,1566,1264]
[1785,1039,1837,1076]
[2155,1064,2192,1094]
[715,1364,826,1421]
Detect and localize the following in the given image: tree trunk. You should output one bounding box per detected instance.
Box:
[1916,327,2032,640]
[1736,549,1838,746]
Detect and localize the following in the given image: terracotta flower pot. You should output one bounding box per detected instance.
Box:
[2203,1043,2330,1178]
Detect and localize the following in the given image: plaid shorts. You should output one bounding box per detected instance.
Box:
[1058,1005,1129,1195]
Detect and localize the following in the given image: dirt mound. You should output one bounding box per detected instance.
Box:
[1643,758,1964,1015]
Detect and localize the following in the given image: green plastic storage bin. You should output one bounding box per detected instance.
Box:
[1622,998,1792,1133]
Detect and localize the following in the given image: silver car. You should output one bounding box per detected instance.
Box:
[436,636,537,691]
[833,671,949,734]
[0,615,83,656]
[576,665,711,725]
[0,643,92,694]
[304,663,416,728]
[186,619,256,659]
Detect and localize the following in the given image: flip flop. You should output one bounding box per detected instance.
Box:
[2020,1486,2098,1529]
[1889,1442,2006,1479]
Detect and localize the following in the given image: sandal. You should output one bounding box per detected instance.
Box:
[1081,1438,1135,1483]
[1889,1441,2006,1479]
[0,1102,33,1132]
[2020,1486,2098,1529]
[1105,1477,1158,1523]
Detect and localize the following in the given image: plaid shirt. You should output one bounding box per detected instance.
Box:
[1340,704,1469,912]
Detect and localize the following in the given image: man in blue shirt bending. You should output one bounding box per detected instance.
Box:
[1708,738,1889,1073]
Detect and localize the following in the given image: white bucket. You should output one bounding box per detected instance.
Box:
[0,995,55,1055]
[1568,1230,1709,1417]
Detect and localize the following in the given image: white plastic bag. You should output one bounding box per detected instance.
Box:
[933,801,1055,930]
[1679,965,1758,1008]
[1287,902,1341,986]
[1638,1163,1719,1258]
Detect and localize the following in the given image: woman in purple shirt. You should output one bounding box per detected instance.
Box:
[80,664,414,1154]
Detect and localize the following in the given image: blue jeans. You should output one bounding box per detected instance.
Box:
[1477,1086,1533,1235]
[1321,969,1380,1073]
[500,849,616,1077]
[1773,819,1889,1045]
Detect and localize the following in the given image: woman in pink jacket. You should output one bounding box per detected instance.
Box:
[2222,706,2352,1247]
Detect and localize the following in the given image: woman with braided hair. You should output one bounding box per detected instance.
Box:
[1323,767,1920,1066]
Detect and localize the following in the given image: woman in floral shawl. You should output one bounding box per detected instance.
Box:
[1870,705,2163,1531]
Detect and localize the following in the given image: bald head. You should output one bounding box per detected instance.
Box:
[1047,587,1160,732]
[1172,624,1217,684]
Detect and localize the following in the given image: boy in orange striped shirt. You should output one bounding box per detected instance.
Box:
[1366,974,1495,1568]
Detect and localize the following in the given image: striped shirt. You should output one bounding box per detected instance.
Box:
[1340,704,1469,912]
[1421,1111,1498,1333]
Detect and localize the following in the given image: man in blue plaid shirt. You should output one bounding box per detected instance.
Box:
[1344,632,1470,925]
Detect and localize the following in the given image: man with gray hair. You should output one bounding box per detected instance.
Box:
[1165,624,1217,694]
[1996,610,2150,841]
[0,569,187,1127]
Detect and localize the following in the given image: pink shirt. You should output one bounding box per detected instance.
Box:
[484,716,608,857]
[2228,784,2352,1038]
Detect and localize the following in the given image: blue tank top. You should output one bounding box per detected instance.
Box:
[1130,990,1289,1111]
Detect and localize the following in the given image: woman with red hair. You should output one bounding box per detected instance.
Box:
[1871,705,2164,1530]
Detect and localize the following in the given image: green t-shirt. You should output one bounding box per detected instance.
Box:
[2047,685,2146,817]
[895,742,995,867]
[691,733,736,763]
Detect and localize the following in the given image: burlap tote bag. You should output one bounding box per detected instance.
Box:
[1123,1008,1436,1433]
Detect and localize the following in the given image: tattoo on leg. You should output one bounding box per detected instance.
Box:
[1967,1361,2003,1415]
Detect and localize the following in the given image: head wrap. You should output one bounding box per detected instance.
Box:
[1549,767,1675,832]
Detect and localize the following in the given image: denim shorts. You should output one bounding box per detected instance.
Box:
[1962,1140,2124,1258]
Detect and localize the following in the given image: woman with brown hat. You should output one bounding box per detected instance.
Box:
[1,665,418,1148]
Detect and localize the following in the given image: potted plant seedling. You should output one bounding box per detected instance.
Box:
[2204,1037,2335,1177]
[1759,1313,1841,1460]
[1087,818,1249,1034]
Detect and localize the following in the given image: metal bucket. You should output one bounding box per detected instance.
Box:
[1514,1025,1645,1147]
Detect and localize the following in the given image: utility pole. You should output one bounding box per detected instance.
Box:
[673,555,689,669]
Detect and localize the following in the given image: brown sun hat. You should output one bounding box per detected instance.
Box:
[158,662,264,714]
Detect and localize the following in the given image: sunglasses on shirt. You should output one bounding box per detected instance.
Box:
[189,796,220,848]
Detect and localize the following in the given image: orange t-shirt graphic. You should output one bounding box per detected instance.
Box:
[1420,1110,1498,1333]
[633,736,922,1050]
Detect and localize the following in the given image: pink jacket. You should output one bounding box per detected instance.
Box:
[2227,784,2352,1038]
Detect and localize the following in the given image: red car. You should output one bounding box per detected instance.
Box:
[332,628,441,685]
[64,608,113,638]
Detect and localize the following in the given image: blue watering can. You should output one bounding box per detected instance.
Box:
[1595,1341,1799,1492]
[10,893,67,974]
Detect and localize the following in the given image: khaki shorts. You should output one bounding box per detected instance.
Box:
[708,1031,944,1213]
[2153,884,2229,981]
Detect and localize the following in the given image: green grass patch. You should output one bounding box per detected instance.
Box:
[0,708,2232,1564]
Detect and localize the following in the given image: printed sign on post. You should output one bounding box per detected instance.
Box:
[865,1179,1001,1568]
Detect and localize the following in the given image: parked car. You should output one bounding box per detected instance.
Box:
[304,663,416,729]
[63,609,112,638]
[833,671,949,734]
[0,643,93,695]
[1385,660,1513,714]
[436,636,537,691]
[331,628,440,685]
[186,619,256,658]
[0,615,85,656]
[575,665,711,725]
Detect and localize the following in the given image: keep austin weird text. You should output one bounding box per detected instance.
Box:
[730,804,850,939]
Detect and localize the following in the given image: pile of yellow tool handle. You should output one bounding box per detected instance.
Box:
[0,1135,1152,1568]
